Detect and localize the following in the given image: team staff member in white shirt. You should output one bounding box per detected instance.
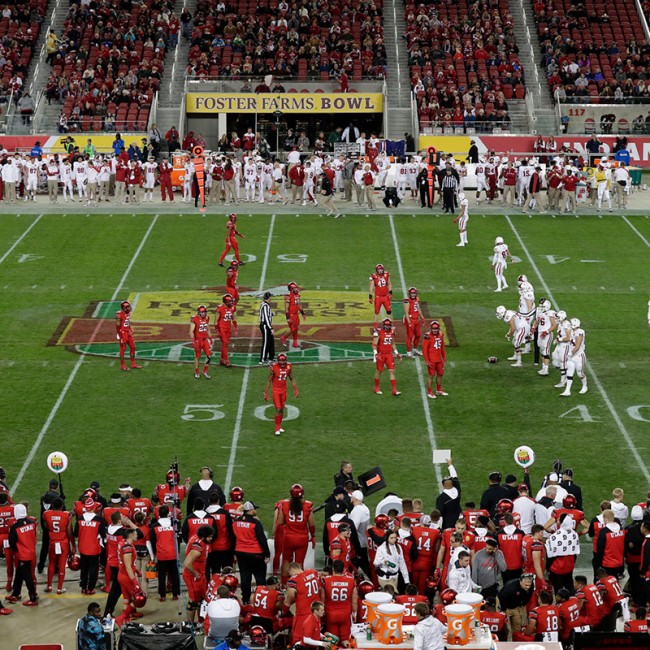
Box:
[448,550,479,594]
[613,162,630,208]
[46,158,60,202]
[413,602,446,650]
[373,530,409,590]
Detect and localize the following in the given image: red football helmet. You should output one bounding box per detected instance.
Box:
[67,554,80,571]
[440,589,457,605]
[427,568,442,588]
[166,470,180,485]
[408,287,418,298]
[496,499,514,516]
[132,590,147,608]
[382,318,392,331]
[83,488,98,501]
[197,305,207,317]
[223,574,239,593]
[430,320,440,332]
[224,293,234,306]
[229,259,239,268]
[375,264,385,274]
[229,487,244,502]
[277,353,288,367]
[374,514,389,530]
[287,282,298,292]
[249,625,268,646]
[121,300,131,313]
[562,494,577,509]
[290,483,304,498]
[358,581,374,598]
[229,213,237,221]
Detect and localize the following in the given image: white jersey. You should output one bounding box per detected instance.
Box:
[243,162,257,184]
[570,327,585,355]
[143,162,157,179]
[555,321,572,348]
[492,243,510,267]
[518,164,533,184]
[26,161,39,180]
[459,197,469,217]
[536,309,555,335]
[74,160,88,178]
[518,289,535,317]
[272,165,285,184]
[60,163,72,181]
[304,167,316,184]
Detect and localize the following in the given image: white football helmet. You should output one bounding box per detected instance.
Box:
[517,274,528,284]
[539,299,551,313]
[496,305,506,320]
[458,192,465,201]
[570,317,581,329]
[556,310,567,322]
[495,236,504,245]
[504,310,516,322]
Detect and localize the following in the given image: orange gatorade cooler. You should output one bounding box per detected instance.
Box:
[455,593,483,622]
[363,592,393,632]
[376,603,405,645]
[445,604,473,646]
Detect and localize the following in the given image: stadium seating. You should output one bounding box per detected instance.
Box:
[0,0,49,102]
[186,0,386,81]
[405,0,522,132]
[46,0,175,132]
[532,0,648,101]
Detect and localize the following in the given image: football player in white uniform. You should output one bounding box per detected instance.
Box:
[517,274,536,352]
[243,159,257,202]
[454,193,469,247]
[74,156,88,200]
[302,161,317,206]
[560,318,588,396]
[496,306,527,367]
[182,160,194,202]
[552,310,571,388]
[492,236,515,292]
[407,157,419,199]
[534,299,557,376]
[475,158,487,203]
[59,157,75,201]
[272,161,287,204]
[516,159,532,205]
[396,158,408,199]
[25,158,39,201]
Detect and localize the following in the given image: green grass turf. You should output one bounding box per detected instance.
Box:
[1,211,649,524]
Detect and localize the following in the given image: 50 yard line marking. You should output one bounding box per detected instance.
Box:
[224,215,276,493]
[0,214,44,265]
[10,215,159,494]
[505,215,650,484]
[388,215,443,484]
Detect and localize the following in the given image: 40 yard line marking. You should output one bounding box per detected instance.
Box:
[10,215,159,495]
[388,215,443,484]
[224,215,276,493]
[505,215,650,484]
[0,214,44,265]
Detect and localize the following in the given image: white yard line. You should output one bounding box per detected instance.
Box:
[0,214,44,265]
[621,215,650,249]
[389,215,443,484]
[505,215,650,484]
[11,215,159,494]
[224,215,276,492]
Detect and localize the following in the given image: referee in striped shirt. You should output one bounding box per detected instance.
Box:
[259,292,275,364]
[441,166,459,213]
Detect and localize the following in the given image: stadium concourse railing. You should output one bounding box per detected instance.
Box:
[555,96,650,135]
[0,88,15,133]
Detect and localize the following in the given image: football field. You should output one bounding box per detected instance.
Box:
[1,207,650,526]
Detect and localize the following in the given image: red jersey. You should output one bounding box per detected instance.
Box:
[441,528,475,565]
[151,518,178,561]
[116,309,133,335]
[105,525,123,567]
[501,167,517,186]
[288,568,321,616]
[561,175,578,192]
[226,219,239,242]
[226,268,238,291]
[155,483,187,506]
[404,297,423,323]
[522,535,546,574]
[73,499,102,518]
[216,304,236,331]
[375,326,397,355]
[497,527,524,570]
[480,611,506,634]
[558,596,582,640]
[422,331,446,363]
[270,362,292,392]
[323,574,355,613]
[43,510,72,544]
[10,517,38,561]
[462,509,490,532]
[253,585,283,619]
[553,508,585,529]
[184,533,209,575]
[366,526,387,561]
[301,613,322,645]
[330,535,353,571]
[279,500,313,537]
[624,619,649,633]
[370,272,390,297]
[576,584,605,626]
[433,603,447,624]
[158,161,172,181]
[0,503,16,537]
[396,533,417,572]
[285,291,303,315]
[210,509,235,552]
[597,575,625,610]
[191,314,211,340]
[102,505,130,526]
[223,502,242,517]
[597,525,626,569]
[183,513,215,543]
[75,515,104,555]
[411,526,440,571]
[395,594,428,625]
[117,539,136,577]
[530,604,560,634]
[127,497,152,518]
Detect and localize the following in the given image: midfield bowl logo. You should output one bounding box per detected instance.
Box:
[50,289,456,367]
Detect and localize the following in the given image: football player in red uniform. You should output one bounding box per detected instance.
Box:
[276,484,315,580]
[225,260,240,303]
[264,353,299,436]
[321,559,357,645]
[369,264,392,325]
[422,320,447,398]
[556,587,584,643]
[251,575,284,633]
[183,525,215,621]
[154,468,190,507]
[190,305,213,379]
[403,287,425,357]
[372,318,402,396]
[396,583,428,625]
[0,493,16,592]
[285,563,322,645]
[521,590,561,642]
[115,528,142,627]
[574,575,605,629]
[480,598,507,641]
[218,213,246,266]
[43,498,74,595]
[115,300,142,371]
[216,294,238,368]
[281,282,306,349]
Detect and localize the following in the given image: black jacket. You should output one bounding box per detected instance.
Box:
[498,579,533,610]
[436,478,461,530]
[186,481,226,515]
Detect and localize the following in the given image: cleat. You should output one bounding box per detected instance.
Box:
[374,390,383,395]
[436,390,448,396]
[538,367,549,375]
[121,366,129,371]
[202,372,211,379]
[392,391,402,396]
[57,588,67,595]
[279,428,285,433]
[160,597,166,602]
[494,288,502,292]
[85,590,95,596]
[511,361,522,367]
[274,429,282,436]
[413,349,422,356]
[560,390,571,397]
[218,262,224,267]
[6,595,20,603]
[507,355,518,361]
[23,600,39,607]
[101,586,111,593]
[427,392,437,399]
[0,607,12,615]
[579,385,588,394]
[131,612,144,619]
[554,382,565,388]
[44,586,52,593]
[406,351,413,358]
[456,243,465,247]
[130,364,143,369]
[502,284,508,289]
[194,372,200,379]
